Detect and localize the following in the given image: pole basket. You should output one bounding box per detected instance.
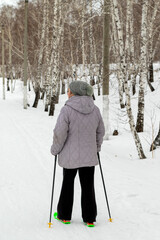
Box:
[48,222,53,228]
[109,218,113,222]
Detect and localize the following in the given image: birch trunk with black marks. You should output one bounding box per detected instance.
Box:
[111,0,125,108]
[76,40,80,80]
[125,0,130,69]
[129,0,137,96]
[2,25,5,100]
[23,0,28,109]
[113,0,146,159]
[33,0,47,108]
[136,0,148,133]
[93,37,97,66]
[81,0,86,78]
[49,0,59,116]
[44,0,51,112]
[97,62,102,96]
[60,12,65,94]
[148,0,160,83]
[56,0,63,104]
[126,0,137,96]
[89,0,95,86]
[8,27,13,93]
[103,0,110,140]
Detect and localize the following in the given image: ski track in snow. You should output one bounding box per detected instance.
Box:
[0,78,160,240]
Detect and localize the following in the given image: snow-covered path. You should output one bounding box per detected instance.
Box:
[0,81,160,240]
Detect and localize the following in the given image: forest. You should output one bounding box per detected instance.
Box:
[1,1,160,238]
[0,0,160,159]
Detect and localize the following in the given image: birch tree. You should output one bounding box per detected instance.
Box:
[111,0,125,108]
[1,24,5,100]
[32,0,47,108]
[136,0,149,132]
[112,0,146,159]
[5,8,14,93]
[49,0,59,116]
[147,0,160,83]
[129,0,137,96]
[8,30,13,93]
[23,0,28,109]
[60,12,65,94]
[44,0,51,112]
[102,0,110,140]
[81,0,87,78]
[89,0,95,86]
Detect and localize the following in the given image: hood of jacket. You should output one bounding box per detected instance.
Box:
[65,95,95,114]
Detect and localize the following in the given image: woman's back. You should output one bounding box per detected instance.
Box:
[51,95,105,169]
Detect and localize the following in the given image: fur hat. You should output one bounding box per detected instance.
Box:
[69,81,93,96]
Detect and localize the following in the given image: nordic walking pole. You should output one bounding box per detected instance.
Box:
[48,155,57,228]
[97,152,112,222]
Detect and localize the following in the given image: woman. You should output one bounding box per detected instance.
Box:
[51,80,105,227]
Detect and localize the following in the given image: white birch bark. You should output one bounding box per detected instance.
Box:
[9,42,13,93]
[2,25,5,100]
[49,0,73,107]
[56,0,63,101]
[60,6,65,93]
[147,0,160,82]
[8,26,13,93]
[52,0,59,89]
[129,0,137,95]
[49,0,60,115]
[93,37,97,65]
[103,0,110,140]
[76,40,80,80]
[112,0,146,159]
[111,1,125,108]
[23,0,28,109]
[33,0,47,108]
[81,0,86,78]
[89,0,94,85]
[125,0,130,65]
[44,0,51,111]
[130,0,134,65]
[136,0,149,132]
[125,0,134,73]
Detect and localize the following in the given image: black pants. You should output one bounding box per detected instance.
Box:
[57,166,97,222]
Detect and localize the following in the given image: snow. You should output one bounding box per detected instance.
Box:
[0,0,18,7]
[0,69,160,240]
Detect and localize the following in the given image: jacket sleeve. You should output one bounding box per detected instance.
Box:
[51,106,69,156]
[96,109,105,152]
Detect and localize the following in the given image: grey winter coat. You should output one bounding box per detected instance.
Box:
[51,96,105,169]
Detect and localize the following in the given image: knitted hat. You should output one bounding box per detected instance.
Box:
[69,81,93,96]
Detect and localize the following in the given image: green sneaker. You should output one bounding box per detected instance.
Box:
[54,212,71,224]
[84,222,95,227]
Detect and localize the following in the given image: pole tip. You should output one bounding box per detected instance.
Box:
[109,218,113,222]
[48,222,53,228]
